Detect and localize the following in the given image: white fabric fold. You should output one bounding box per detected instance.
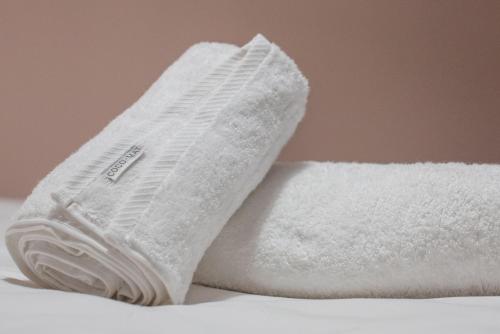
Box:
[5,35,309,305]
[196,162,500,299]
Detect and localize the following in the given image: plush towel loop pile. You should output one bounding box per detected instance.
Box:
[196,162,500,299]
[6,34,500,306]
[5,34,309,305]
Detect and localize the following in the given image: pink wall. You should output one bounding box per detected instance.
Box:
[1,0,500,197]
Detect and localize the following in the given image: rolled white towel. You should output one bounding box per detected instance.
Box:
[5,35,309,305]
[196,162,500,298]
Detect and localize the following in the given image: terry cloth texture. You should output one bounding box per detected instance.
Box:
[196,162,500,299]
[5,35,309,305]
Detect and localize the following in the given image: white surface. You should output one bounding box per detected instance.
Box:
[1,199,500,334]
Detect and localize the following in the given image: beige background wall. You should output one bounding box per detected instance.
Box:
[1,0,499,197]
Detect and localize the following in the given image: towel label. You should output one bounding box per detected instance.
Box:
[103,145,144,182]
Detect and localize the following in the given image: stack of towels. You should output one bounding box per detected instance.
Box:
[6,34,500,305]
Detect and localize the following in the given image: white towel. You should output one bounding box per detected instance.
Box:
[196,162,500,298]
[5,35,309,305]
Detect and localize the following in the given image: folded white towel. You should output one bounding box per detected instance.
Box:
[5,35,309,305]
[196,162,500,298]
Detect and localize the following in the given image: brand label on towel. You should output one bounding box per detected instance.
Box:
[103,145,144,182]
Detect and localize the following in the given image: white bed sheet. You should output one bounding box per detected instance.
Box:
[1,198,500,334]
